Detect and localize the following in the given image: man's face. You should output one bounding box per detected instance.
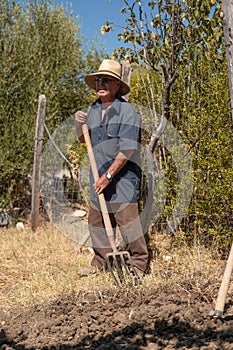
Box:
[95,75,120,101]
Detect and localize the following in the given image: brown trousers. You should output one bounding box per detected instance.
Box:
[88,201,149,272]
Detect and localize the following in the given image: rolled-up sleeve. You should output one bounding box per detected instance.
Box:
[118,106,141,152]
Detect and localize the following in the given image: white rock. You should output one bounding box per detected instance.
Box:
[162,255,173,261]
[70,210,87,218]
[16,222,25,230]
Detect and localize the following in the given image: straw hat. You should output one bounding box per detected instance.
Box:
[84,59,130,96]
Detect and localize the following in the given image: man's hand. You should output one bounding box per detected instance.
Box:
[75,110,87,125]
[75,111,87,142]
[94,174,111,195]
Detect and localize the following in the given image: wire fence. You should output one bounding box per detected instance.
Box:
[40,53,232,250]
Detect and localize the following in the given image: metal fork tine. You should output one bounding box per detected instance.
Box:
[108,253,125,283]
[119,253,128,272]
[118,251,142,284]
[117,253,129,275]
[129,264,142,285]
[113,255,125,282]
[105,255,120,287]
[105,250,142,287]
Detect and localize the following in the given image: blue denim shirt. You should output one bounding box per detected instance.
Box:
[87,96,141,203]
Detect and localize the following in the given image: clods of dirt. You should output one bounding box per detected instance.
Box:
[1,285,233,350]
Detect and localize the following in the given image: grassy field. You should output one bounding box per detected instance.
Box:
[0,222,227,311]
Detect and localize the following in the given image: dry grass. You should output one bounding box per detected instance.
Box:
[0,223,114,310]
[0,223,228,311]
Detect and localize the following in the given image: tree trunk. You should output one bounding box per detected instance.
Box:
[221,0,233,121]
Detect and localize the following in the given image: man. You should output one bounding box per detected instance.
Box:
[75,59,148,277]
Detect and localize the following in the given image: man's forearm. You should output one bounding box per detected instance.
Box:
[107,150,134,177]
[75,123,85,143]
[93,150,135,195]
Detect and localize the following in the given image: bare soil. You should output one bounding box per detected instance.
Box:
[1,283,233,350]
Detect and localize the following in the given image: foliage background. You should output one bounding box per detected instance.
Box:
[0,0,103,210]
[0,0,232,249]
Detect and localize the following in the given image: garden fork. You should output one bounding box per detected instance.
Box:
[82,124,141,287]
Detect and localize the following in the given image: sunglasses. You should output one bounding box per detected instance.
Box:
[96,77,115,84]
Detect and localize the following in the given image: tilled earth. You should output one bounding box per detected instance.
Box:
[1,284,233,350]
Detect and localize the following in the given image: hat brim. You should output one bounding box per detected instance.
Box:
[85,71,130,96]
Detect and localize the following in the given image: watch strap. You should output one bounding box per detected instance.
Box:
[105,171,113,181]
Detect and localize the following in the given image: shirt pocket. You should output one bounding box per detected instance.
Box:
[105,124,119,158]
[106,123,119,138]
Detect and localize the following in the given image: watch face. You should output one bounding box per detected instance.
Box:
[106,172,112,180]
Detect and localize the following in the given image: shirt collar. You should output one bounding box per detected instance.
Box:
[94,96,123,115]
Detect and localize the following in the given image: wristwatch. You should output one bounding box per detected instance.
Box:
[105,171,113,182]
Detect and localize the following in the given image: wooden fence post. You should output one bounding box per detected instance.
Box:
[121,60,131,101]
[31,95,46,231]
